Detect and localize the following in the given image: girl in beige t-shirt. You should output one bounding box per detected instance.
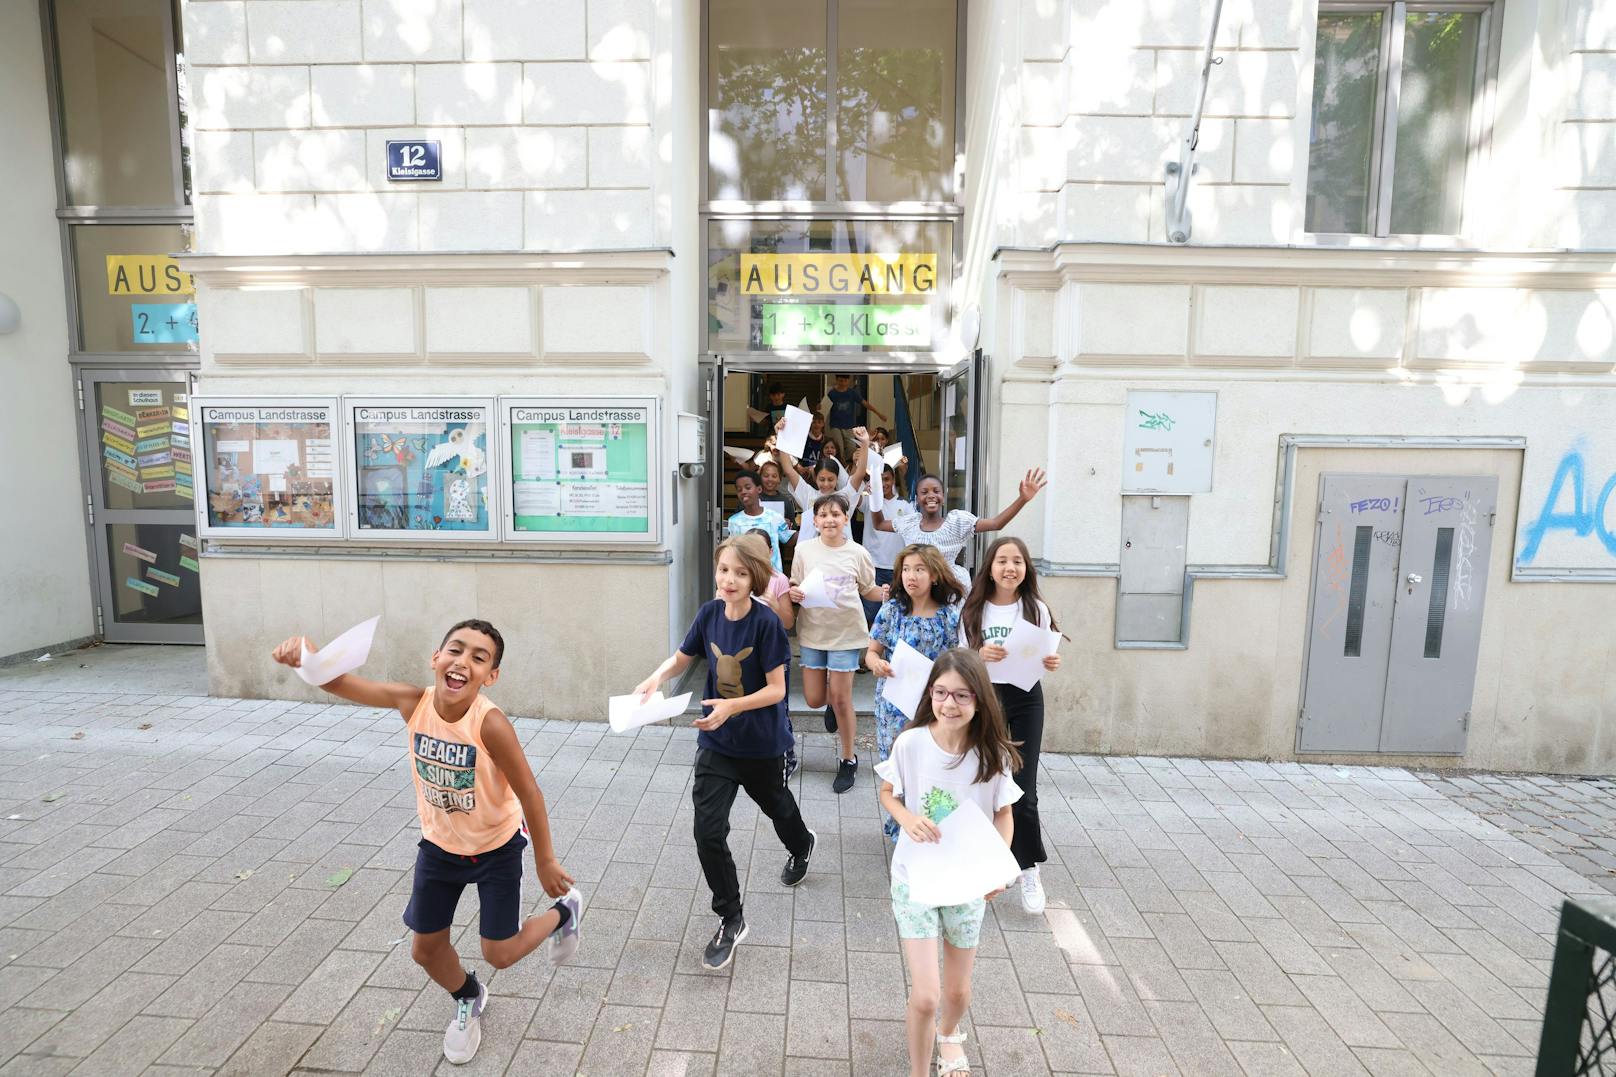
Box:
[789,491,889,792]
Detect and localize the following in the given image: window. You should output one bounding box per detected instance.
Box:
[1306,4,1495,237]
[52,0,190,207]
[706,0,956,204]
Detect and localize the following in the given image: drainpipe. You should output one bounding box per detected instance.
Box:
[1164,0,1226,243]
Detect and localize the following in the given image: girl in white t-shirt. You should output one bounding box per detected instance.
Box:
[960,536,1063,917]
[875,649,1022,1077]
[869,468,1048,590]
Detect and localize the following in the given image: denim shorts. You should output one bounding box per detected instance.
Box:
[799,645,861,672]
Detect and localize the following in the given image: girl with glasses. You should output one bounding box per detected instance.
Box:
[875,649,1022,1077]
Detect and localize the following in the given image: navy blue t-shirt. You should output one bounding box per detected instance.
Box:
[679,598,793,759]
[827,386,864,428]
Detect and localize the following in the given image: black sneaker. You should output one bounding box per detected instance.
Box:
[781,828,816,886]
[823,705,837,732]
[702,914,748,970]
[832,756,858,794]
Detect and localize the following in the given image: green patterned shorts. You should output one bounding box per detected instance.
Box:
[890,881,986,948]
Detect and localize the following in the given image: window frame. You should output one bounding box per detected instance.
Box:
[1305,0,1502,242]
[699,0,967,362]
[39,0,195,359]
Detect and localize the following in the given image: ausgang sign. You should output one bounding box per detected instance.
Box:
[741,253,938,296]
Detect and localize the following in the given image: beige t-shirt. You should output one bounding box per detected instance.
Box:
[790,537,876,651]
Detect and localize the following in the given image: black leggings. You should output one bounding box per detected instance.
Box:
[996,682,1046,871]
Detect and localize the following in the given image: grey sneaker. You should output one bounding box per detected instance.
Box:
[702,914,748,970]
[442,981,488,1065]
[550,888,584,964]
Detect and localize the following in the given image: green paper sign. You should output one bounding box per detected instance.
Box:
[760,303,931,348]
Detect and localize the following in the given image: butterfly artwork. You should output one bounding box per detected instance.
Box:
[367,434,417,466]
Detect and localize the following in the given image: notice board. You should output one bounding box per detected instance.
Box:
[193,398,342,539]
[500,397,659,543]
[344,398,498,542]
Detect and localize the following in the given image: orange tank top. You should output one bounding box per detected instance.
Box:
[406,689,523,855]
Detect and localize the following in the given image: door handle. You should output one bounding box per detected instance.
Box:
[1406,572,1422,594]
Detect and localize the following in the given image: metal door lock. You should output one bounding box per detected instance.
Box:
[1406,572,1422,594]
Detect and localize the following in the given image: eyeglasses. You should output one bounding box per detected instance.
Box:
[929,686,976,706]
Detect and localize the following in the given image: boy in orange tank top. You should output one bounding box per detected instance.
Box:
[273,619,580,1067]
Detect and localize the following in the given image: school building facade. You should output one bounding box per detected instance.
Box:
[3,0,1613,773]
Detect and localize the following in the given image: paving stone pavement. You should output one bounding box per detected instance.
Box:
[1,679,1609,1076]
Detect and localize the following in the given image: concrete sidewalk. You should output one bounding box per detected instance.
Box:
[0,651,1609,1075]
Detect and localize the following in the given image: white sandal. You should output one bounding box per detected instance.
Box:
[935,1029,970,1076]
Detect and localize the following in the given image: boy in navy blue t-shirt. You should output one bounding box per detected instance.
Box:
[634,534,815,970]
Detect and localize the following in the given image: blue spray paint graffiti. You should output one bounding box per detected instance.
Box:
[1517,449,1616,564]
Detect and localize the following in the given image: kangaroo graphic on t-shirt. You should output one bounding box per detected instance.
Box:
[710,642,753,698]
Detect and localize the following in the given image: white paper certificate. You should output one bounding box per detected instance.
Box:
[898,800,1021,907]
[777,404,812,459]
[252,439,300,477]
[608,690,692,733]
[797,567,838,609]
[989,617,1061,692]
[884,639,933,720]
[297,615,379,687]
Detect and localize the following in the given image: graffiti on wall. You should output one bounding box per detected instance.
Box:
[1516,444,1616,567]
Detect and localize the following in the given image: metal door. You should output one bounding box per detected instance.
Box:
[1299,476,1406,751]
[1379,478,1497,753]
[938,349,983,517]
[701,356,727,546]
[77,368,203,643]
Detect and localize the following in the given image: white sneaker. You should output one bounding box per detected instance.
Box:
[550,888,584,965]
[442,980,487,1065]
[1018,867,1046,914]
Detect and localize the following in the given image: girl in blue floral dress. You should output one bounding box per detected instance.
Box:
[865,545,966,842]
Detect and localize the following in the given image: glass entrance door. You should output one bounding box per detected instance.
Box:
[78,368,203,643]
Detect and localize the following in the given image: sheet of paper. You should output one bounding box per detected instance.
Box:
[884,639,933,720]
[745,406,768,424]
[761,500,786,519]
[722,445,754,463]
[253,439,300,477]
[953,435,967,471]
[797,567,838,609]
[777,404,812,459]
[989,616,1061,692]
[866,445,885,511]
[297,615,379,686]
[898,800,1022,907]
[883,444,904,467]
[608,690,692,733]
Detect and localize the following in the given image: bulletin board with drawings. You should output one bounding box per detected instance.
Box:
[192,398,342,539]
[344,398,499,542]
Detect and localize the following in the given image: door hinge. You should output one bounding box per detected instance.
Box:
[1298,707,1309,724]
[75,379,85,411]
[1461,711,1470,730]
[95,605,104,635]
[85,494,94,527]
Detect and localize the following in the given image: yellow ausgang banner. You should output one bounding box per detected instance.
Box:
[106,255,194,296]
[740,253,938,296]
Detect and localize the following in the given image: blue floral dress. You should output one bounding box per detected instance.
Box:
[870,599,961,841]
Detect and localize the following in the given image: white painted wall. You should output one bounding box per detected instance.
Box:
[0,1,95,657]
[185,0,660,254]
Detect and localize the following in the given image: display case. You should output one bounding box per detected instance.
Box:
[192,397,343,540]
[342,398,499,543]
[498,397,661,544]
